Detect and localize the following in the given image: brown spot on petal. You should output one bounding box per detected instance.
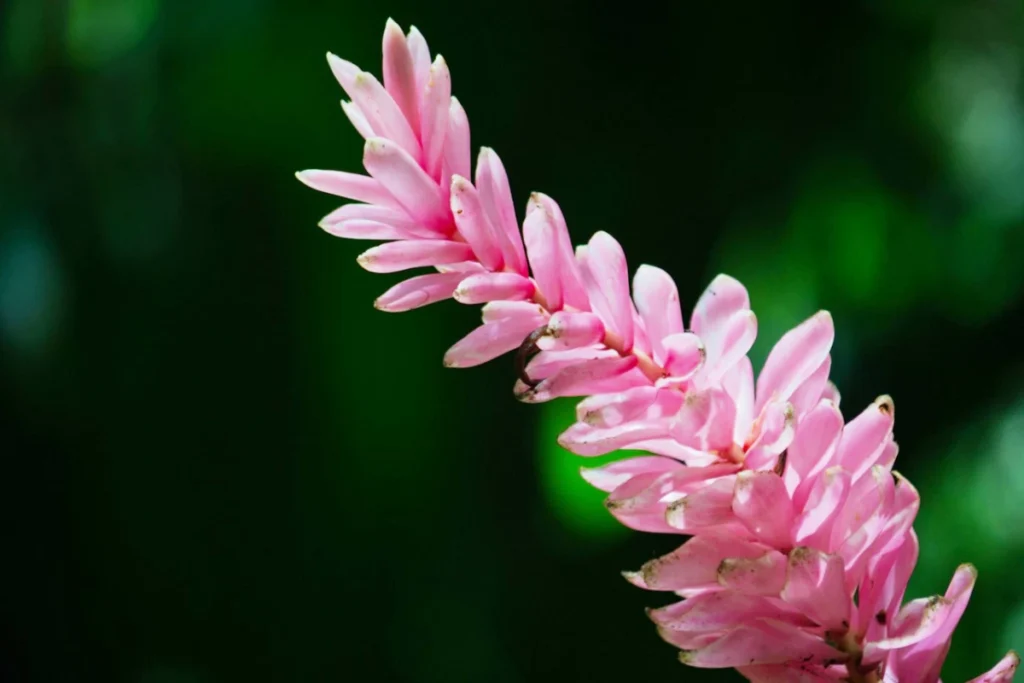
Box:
[876,395,894,416]
[773,450,788,476]
[875,610,887,625]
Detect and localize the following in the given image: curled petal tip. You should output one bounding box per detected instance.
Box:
[678,651,693,665]
[875,394,894,416]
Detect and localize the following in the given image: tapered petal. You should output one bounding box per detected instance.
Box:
[780,548,849,630]
[967,652,1020,683]
[327,54,421,159]
[651,592,803,633]
[639,533,773,591]
[453,272,534,304]
[577,232,634,351]
[374,271,465,312]
[518,356,641,403]
[420,55,451,180]
[340,99,375,139]
[363,138,449,228]
[633,264,684,366]
[733,471,794,548]
[450,175,504,269]
[786,400,844,505]
[444,313,546,368]
[529,193,589,310]
[558,419,669,456]
[480,300,545,323]
[476,148,528,275]
[662,333,706,381]
[678,619,844,668]
[382,19,420,136]
[717,551,789,596]
[356,239,472,273]
[744,401,796,471]
[295,170,401,208]
[580,455,683,493]
[444,97,471,182]
[793,466,851,547]
[755,311,834,413]
[575,386,679,427]
[836,395,895,482]
[666,476,738,532]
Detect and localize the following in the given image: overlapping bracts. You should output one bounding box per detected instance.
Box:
[297,20,1017,683]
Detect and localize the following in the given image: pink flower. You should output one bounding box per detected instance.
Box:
[298,21,1014,683]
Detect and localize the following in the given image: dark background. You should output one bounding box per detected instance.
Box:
[3,0,1024,681]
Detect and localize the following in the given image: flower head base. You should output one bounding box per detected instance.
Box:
[297,20,1015,683]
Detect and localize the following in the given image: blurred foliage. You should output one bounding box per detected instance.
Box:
[2,0,1023,681]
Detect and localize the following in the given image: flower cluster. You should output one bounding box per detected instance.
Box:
[297,20,1018,683]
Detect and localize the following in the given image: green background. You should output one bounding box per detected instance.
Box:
[2,0,1024,681]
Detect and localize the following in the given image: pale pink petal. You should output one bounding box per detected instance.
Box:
[787,400,844,505]
[529,193,589,310]
[858,531,919,648]
[382,19,420,137]
[639,533,773,592]
[373,271,465,312]
[662,332,706,381]
[605,470,690,533]
[522,197,564,311]
[830,465,893,561]
[480,300,546,323]
[755,311,834,413]
[691,274,751,337]
[577,232,634,351]
[453,272,534,304]
[356,239,473,273]
[537,311,604,350]
[967,652,1020,683]
[575,386,681,427]
[669,387,738,453]
[780,548,849,630]
[793,466,851,547]
[822,381,840,406]
[836,395,895,482]
[327,54,421,160]
[788,355,832,418]
[363,138,449,229]
[724,357,756,446]
[522,347,617,381]
[476,148,528,275]
[517,355,641,403]
[717,551,789,596]
[321,219,425,240]
[866,565,976,661]
[678,619,844,668]
[557,419,669,456]
[701,310,758,385]
[651,592,804,633]
[295,170,401,209]
[340,100,375,139]
[450,175,503,270]
[444,97,471,181]
[443,314,546,369]
[405,26,431,93]
[666,476,738,532]
[744,401,796,471]
[632,264,684,366]
[580,455,682,493]
[733,471,795,548]
[420,55,450,181]
[319,203,420,232]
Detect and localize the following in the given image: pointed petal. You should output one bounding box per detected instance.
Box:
[678,619,844,668]
[633,264,684,366]
[793,466,851,547]
[580,455,683,493]
[382,19,420,137]
[639,533,773,591]
[523,197,564,311]
[781,548,849,630]
[405,26,431,92]
[356,239,473,273]
[374,271,465,312]
[363,138,448,228]
[340,99,375,139]
[476,148,528,275]
[836,395,895,482]
[296,170,401,209]
[744,401,796,471]
[319,203,422,233]
[450,175,504,269]
[577,232,634,351]
[518,356,642,403]
[529,193,588,310]
[420,55,451,180]
[327,54,421,159]
[444,314,546,368]
[480,300,546,323]
[558,419,669,456]
[787,399,844,505]
[756,311,834,413]
[967,652,1020,683]
[724,357,756,446]
[788,355,832,418]
[453,272,534,304]
[575,386,675,427]
[320,219,420,240]
[666,476,738,532]
[718,551,789,596]
[733,471,795,548]
[444,96,471,181]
